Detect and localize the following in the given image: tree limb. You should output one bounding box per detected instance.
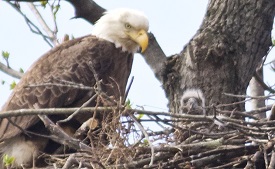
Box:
[142,33,167,82]
[67,0,105,24]
[27,2,58,45]
[38,114,92,151]
[254,70,275,93]
[0,61,23,79]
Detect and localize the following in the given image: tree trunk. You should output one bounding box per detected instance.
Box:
[147,0,274,115]
[250,67,266,119]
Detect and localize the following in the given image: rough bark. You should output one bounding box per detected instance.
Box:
[156,0,275,115]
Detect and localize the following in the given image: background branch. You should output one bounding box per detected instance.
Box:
[0,61,23,79]
[27,2,58,45]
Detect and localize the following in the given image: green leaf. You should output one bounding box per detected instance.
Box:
[40,0,48,8]
[3,154,15,166]
[136,113,144,120]
[2,51,10,59]
[142,139,149,146]
[125,99,132,109]
[53,4,60,19]
[71,35,75,40]
[10,81,16,90]
[19,68,24,73]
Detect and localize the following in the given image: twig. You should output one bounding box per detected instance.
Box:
[124,76,134,103]
[136,105,167,129]
[5,1,53,47]
[223,93,275,100]
[57,93,98,124]
[6,117,30,137]
[49,0,59,36]
[129,113,155,166]
[27,2,58,45]
[259,45,273,70]
[214,108,259,120]
[146,114,166,129]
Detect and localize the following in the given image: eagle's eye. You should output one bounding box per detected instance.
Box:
[125,23,132,29]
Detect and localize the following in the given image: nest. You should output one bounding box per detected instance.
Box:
[19,103,274,169]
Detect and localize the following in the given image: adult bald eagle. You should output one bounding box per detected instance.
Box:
[0,8,149,167]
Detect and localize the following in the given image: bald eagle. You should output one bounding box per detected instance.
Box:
[0,8,149,167]
[180,89,206,115]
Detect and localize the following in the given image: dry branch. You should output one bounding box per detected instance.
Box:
[38,114,92,151]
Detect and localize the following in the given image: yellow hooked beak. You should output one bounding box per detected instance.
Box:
[127,29,149,53]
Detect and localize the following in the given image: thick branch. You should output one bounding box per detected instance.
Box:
[0,61,23,79]
[142,33,167,82]
[67,0,105,24]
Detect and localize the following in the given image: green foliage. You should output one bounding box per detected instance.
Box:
[136,113,144,120]
[142,139,149,146]
[10,81,16,90]
[3,154,15,167]
[2,50,10,67]
[19,68,24,73]
[53,4,60,19]
[2,51,10,59]
[40,0,48,8]
[125,99,132,109]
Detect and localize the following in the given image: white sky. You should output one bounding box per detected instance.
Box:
[0,1,274,113]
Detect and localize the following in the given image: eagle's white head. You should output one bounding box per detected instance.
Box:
[92,8,149,53]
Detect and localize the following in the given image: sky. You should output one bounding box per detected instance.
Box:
[0,1,274,113]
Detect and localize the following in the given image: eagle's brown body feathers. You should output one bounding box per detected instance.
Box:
[0,35,133,166]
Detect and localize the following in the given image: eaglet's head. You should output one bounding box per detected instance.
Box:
[92,8,149,53]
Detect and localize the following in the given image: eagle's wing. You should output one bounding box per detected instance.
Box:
[0,35,133,141]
